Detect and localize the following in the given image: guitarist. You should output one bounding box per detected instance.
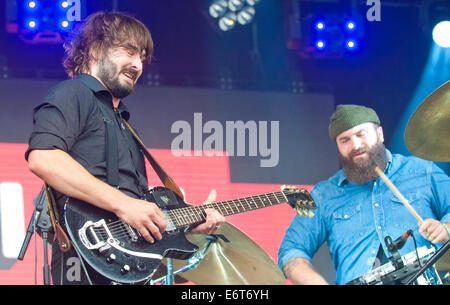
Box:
[25,11,225,285]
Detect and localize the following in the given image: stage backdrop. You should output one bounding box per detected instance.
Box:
[0,78,338,284]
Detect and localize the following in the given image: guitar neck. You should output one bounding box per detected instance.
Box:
[167,191,288,229]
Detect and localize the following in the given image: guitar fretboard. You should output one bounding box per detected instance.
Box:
[166,191,287,228]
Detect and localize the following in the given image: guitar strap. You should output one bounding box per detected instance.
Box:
[121,119,185,200]
[43,183,72,252]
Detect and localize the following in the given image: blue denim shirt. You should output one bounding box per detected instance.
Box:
[278,150,450,285]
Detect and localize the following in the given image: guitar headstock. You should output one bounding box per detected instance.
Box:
[281,185,317,218]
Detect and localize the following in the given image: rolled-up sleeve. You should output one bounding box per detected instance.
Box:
[278,193,327,276]
[25,81,89,160]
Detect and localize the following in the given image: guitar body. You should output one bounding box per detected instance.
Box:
[64,187,198,284]
[63,185,315,284]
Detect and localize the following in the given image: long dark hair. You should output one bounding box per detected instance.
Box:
[63,11,153,78]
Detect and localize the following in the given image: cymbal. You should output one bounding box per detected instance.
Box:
[154,222,285,285]
[405,80,450,162]
[436,249,450,271]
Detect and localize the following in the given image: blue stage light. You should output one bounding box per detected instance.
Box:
[315,40,326,50]
[27,1,37,9]
[345,39,357,50]
[60,19,70,29]
[432,21,450,48]
[345,20,356,31]
[60,1,69,9]
[315,20,326,31]
[26,19,38,30]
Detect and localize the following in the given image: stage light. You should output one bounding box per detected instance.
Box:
[315,40,326,50]
[315,20,326,31]
[237,6,255,25]
[345,20,356,31]
[27,1,37,9]
[346,39,357,50]
[60,1,69,9]
[26,19,38,30]
[228,0,245,12]
[246,0,260,5]
[209,0,228,18]
[209,0,261,32]
[218,12,237,31]
[432,21,450,48]
[60,19,70,29]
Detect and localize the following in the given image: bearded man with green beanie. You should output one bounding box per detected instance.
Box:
[278,104,450,285]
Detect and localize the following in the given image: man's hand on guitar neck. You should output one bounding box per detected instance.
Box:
[188,189,226,235]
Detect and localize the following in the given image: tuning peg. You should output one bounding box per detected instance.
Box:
[296,209,303,217]
[281,185,286,190]
[308,210,315,218]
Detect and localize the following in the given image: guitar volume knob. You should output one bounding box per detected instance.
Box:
[121,264,131,274]
[106,253,116,264]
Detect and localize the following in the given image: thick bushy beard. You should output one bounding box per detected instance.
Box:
[97,54,136,99]
[339,137,387,184]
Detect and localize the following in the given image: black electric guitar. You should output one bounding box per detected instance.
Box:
[64,185,316,284]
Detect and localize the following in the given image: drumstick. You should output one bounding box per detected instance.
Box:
[374,166,424,224]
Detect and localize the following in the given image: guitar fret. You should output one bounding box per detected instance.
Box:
[216,202,228,216]
[226,200,235,214]
[165,188,312,228]
[251,196,259,209]
[238,199,246,212]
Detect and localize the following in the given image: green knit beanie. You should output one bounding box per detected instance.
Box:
[328,104,380,140]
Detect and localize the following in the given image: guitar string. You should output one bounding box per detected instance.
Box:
[88,191,312,240]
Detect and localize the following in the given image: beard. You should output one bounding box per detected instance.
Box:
[339,137,387,184]
[97,54,137,99]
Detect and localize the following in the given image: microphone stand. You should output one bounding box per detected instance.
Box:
[17,188,52,285]
[403,240,450,285]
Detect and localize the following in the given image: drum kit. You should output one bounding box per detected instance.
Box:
[151,81,450,286]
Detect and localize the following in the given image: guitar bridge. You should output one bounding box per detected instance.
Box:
[78,219,113,253]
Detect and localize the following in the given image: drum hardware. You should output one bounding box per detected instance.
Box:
[151,222,286,285]
[149,234,228,285]
[403,240,450,285]
[384,230,414,270]
[347,246,442,285]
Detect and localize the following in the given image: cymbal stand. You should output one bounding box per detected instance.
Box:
[151,234,228,285]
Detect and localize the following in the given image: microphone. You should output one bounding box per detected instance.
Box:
[385,230,413,252]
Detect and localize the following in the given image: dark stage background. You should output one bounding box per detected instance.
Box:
[0,0,448,285]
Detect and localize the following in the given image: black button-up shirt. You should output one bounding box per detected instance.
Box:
[26,74,149,200]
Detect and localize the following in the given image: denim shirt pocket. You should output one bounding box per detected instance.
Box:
[332,204,362,242]
[390,193,422,227]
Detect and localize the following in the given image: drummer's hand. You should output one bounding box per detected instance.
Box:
[189,189,226,235]
[419,219,450,244]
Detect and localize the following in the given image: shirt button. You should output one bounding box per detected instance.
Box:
[372,250,377,254]
[344,214,349,219]
[374,203,379,207]
[377,226,382,230]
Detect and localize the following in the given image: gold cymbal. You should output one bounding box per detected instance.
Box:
[435,249,450,271]
[154,222,285,285]
[405,80,450,162]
